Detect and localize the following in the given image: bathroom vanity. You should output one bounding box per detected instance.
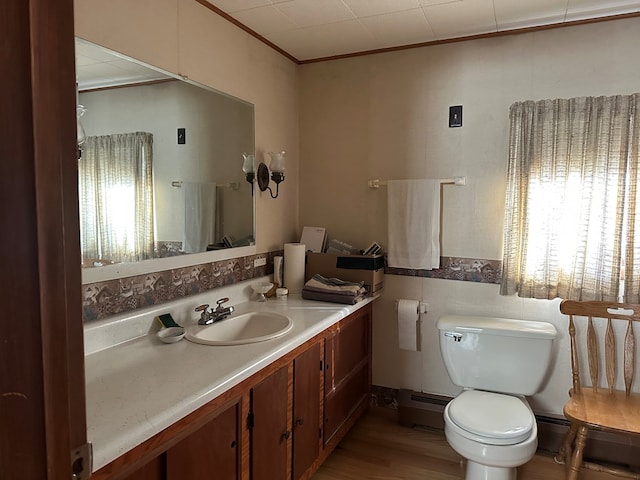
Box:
[85,292,374,480]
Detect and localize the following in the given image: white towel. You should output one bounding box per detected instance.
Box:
[387,179,441,270]
[182,183,217,253]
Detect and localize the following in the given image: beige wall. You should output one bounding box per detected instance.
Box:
[299,18,640,416]
[76,2,640,417]
[75,0,300,254]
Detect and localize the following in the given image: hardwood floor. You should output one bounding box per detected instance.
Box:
[312,407,611,480]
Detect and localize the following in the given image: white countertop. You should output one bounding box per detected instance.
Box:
[85,293,375,472]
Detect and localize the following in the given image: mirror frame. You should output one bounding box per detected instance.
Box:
[81,244,256,284]
[77,38,256,285]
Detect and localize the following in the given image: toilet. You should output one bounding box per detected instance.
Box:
[436,315,557,480]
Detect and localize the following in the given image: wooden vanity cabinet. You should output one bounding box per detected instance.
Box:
[115,400,240,480]
[95,304,372,480]
[323,305,372,444]
[292,342,322,480]
[249,342,322,480]
[166,400,240,479]
[118,456,165,480]
[250,365,290,480]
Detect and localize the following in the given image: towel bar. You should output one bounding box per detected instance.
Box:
[368,177,466,188]
[172,181,240,190]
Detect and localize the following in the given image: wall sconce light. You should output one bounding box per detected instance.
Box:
[76,81,87,159]
[242,153,255,193]
[77,105,87,159]
[257,151,286,198]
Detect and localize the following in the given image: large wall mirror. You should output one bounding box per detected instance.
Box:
[76,38,256,285]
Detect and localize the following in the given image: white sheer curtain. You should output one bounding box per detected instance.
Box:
[79,132,155,265]
[501,94,640,301]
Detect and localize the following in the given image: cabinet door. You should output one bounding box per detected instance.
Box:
[324,305,372,443]
[325,308,370,396]
[166,401,239,479]
[292,343,321,480]
[323,365,368,443]
[119,456,165,480]
[251,366,290,480]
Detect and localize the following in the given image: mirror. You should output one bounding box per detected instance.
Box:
[75,38,256,284]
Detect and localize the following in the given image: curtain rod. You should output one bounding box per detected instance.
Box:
[172,181,240,190]
[367,177,466,189]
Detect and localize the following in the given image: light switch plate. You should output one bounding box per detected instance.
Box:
[449,105,462,127]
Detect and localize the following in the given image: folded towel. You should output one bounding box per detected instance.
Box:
[304,274,365,296]
[301,288,365,305]
[303,284,366,297]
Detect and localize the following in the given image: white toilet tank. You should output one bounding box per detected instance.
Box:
[437,315,557,396]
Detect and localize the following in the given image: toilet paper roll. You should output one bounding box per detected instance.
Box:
[284,243,306,294]
[397,299,420,351]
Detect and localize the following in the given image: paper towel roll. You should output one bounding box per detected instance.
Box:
[397,299,419,351]
[284,243,306,294]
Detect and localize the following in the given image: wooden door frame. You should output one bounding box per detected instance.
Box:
[0,0,87,478]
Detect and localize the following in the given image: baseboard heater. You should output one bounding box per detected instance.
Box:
[397,388,640,470]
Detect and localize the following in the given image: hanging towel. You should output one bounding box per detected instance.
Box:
[387,179,441,270]
[182,183,217,253]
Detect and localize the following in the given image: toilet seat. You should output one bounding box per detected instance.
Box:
[448,390,533,446]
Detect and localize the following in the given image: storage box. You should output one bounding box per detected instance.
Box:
[305,253,385,293]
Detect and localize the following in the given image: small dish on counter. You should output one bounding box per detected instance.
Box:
[251,282,273,302]
[157,326,186,343]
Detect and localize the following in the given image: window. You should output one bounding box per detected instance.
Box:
[78,132,155,265]
[501,94,640,302]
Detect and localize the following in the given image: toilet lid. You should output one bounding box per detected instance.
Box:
[448,390,533,445]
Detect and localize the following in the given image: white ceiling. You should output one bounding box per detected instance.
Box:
[75,0,640,86]
[205,0,640,61]
[75,39,171,90]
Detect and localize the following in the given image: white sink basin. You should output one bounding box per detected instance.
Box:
[185,312,293,346]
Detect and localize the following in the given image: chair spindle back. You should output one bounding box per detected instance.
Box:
[560,300,639,397]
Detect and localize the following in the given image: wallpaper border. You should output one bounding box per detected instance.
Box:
[385,256,502,284]
[82,253,501,322]
[82,250,281,322]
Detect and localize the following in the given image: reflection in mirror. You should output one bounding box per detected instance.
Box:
[75,38,256,284]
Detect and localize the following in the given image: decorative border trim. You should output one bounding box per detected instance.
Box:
[385,256,502,284]
[83,254,500,322]
[82,250,282,322]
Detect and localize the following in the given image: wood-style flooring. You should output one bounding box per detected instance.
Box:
[312,407,610,480]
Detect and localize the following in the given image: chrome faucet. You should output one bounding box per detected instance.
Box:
[195,297,235,325]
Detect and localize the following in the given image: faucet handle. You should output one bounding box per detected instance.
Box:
[216,297,230,310]
[194,304,213,325]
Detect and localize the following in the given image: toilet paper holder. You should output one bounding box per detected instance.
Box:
[395,300,429,314]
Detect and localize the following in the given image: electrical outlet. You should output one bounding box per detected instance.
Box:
[254,257,267,267]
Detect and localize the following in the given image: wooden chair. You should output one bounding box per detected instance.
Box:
[555,300,640,479]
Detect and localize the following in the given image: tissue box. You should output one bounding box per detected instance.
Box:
[305,253,385,293]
